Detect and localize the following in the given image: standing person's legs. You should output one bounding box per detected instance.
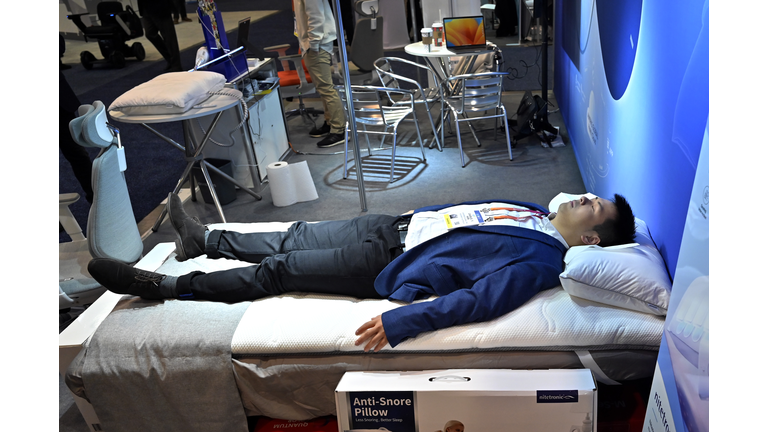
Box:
[141,15,171,61]
[175,0,190,20]
[156,14,182,71]
[303,49,345,135]
[178,215,404,302]
[495,0,519,37]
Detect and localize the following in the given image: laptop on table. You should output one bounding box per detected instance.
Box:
[443,16,489,53]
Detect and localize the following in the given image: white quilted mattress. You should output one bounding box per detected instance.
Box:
[154,222,665,356]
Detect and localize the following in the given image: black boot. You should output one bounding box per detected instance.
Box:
[88,258,171,300]
[167,193,206,261]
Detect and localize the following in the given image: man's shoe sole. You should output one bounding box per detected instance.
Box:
[317,140,344,148]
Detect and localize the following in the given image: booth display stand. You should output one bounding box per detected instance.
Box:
[197,0,248,81]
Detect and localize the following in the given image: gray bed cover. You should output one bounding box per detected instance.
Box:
[69,296,250,432]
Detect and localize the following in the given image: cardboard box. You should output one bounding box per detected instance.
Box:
[253,416,338,432]
[335,369,597,432]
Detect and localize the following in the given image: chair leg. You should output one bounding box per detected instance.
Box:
[413,112,426,162]
[390,129,397,183]
[285,95,323,127]
[343,122,350,179]
[455,116,466,168]
[421,101,442,151]
[462,113,482,147]
[378,128,387,149]
[362,123,373,156]
[440,104,445,151]
[501,107,513,161]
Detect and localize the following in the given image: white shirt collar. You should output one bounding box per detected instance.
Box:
[539,216,570,249]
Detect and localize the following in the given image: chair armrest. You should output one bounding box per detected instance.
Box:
[330,46,343,82]
[66,13,90,33]
[114,14,132,37]
[272,53,312,89]
[264,44,291,55]
[60,193,85,242]
[356,86,416,104]
[264,44,293,71]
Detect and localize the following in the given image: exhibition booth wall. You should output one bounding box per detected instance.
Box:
[553,0,709,277]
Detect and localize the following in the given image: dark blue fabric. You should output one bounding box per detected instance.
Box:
[375,199,566,346]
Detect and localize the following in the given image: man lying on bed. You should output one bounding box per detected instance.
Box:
[89,193,635,352]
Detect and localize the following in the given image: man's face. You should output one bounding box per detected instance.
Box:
[446,425,464,432]
[555,195,618,245]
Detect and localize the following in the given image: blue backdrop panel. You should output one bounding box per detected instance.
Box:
[554,0,709,277]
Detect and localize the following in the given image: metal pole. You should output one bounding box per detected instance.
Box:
[332,0,367,211]
[538,0,548,118]
[409,0,418,42]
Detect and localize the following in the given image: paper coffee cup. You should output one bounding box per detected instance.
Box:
[421,28,433,46]
[432,22,444,47]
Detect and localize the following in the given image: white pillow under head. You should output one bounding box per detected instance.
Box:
[108,71,226,115]
[549,193,672,316]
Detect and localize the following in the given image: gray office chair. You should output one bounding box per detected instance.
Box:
[60,100,143,311]
[337,85,427,183]
[263,44,324,126]
[374,57,445,151]
[444,72,513,167]
[349,1,383,74]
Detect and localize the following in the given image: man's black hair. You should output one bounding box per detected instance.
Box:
[593,194,636,246]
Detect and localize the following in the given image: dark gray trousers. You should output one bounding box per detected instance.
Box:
[177,215,405,302]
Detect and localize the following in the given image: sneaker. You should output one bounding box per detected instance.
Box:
[182,17,193,22]
[309,121,331,137]
[166,193,206,261]
[317,132,345,148]
[88,258,168,300]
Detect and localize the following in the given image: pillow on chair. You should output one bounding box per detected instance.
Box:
[549,193,672,316]
[109,71,226,115]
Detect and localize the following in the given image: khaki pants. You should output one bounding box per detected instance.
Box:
[303,48,345,134]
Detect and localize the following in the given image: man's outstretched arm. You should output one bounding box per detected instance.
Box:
[355,315,389,352]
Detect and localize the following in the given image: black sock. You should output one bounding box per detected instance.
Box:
[158,275,179,298]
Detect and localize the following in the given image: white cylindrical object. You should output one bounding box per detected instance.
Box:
[267,161,319,207]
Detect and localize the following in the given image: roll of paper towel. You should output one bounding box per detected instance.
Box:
[267,161,319,207]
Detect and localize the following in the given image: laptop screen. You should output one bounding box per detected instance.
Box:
[236,17,251,51]
[443,16,486,49]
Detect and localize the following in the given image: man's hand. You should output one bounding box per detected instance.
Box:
[355,315,389,352]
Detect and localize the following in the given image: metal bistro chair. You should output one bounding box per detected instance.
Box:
[337,85,427,183]
[444,72,513,167]
[373,57,445,151]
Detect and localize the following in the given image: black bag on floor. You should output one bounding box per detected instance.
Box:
[512,90,547,138]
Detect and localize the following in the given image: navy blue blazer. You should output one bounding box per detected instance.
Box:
[374,200,567,347]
